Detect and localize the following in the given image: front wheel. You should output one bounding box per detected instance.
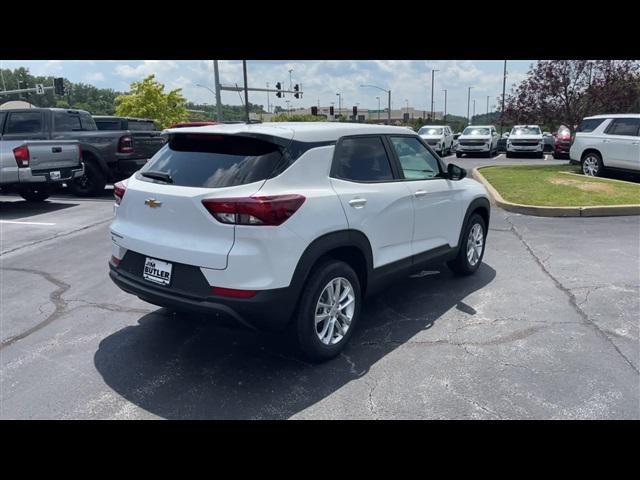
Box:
[448,213,486,276]
[19,185,50,202]
[582,152,603,177]
[456,152,462,158]
[294,260,361,362]
[69,161,107,197]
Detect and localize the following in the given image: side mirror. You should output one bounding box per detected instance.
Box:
[447,163,466,181]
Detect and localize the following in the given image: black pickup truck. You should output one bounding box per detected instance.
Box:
[0,108,165,196]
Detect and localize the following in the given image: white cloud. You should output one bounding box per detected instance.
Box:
[115,60,178,79]
[84,72,105,82]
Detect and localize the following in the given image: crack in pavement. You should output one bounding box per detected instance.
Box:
[504,217,640,375]
[0,218,112,257]
[367,379,379,419]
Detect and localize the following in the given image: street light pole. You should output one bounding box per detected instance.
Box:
[376,96,380,121]
[360,84,391,124]
[242,60,250,123]
[467,86,474,125]
[443,89,447,124]
[213,60,223,122]
[473,99,476,119]
[266,82,270,113]
[336,93,342,118]
[430,69,439,122]
[486,95,490,116]
[288,69,293,91]
[500,60,507,135]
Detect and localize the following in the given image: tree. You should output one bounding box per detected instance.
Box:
[502,60,640,129]
[115,75,188,128]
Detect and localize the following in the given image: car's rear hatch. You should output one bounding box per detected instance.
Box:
[111,127,294,270]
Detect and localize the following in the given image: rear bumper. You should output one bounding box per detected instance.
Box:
[109,262,297,331]
[0,164,84,185]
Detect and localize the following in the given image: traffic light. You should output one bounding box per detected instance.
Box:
[294,84,300,99]
[353,105,358,116]
[311,106,318,116]
[329,105,334,116]
[275,82,282,98]
[54,77,65,95]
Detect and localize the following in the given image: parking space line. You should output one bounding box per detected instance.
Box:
[0,220,56,226]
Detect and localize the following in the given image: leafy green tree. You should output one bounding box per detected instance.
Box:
[270,113,325,122]
[115,75,188,128]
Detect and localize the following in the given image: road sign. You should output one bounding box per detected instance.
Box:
[35,84,45,95]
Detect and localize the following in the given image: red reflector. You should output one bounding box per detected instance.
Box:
[202,194,306,226]
[211,286,256,298]
[110,255,121,266]
[13,145,30,167]
[114,181,127,205]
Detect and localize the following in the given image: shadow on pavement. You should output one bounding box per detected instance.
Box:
[0,199,77,219]
[94,263,496,419]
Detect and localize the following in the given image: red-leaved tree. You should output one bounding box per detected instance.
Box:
[501,60,640,129]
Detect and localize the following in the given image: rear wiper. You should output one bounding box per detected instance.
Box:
[141,170,173,183]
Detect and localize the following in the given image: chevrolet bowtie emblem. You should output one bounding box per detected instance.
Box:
[145,198,162,208]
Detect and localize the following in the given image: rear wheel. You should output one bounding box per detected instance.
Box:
[69,161,107,197]
[506,152,513,158]
[581,152,603,177]
[19,185,50,202]
[294,260,361,362]
[456,152,462,158]
[448,213,486,276]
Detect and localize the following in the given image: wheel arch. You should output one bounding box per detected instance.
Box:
[457,197,491,248]
[79,145,110,178]
[581,148,603,162]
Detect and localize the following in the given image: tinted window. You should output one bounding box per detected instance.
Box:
[54,112,82,131]
[333,136,393,182]
[390,136,441,180]
[0,112,5,132]
[79,112,97,131]
[5,112,43,134]
[605,118,640,136]
[128,120,156,131]
[577,118,605,133]
[140,134,284,188]
[95,120,122,130]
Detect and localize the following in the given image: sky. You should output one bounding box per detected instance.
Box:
[0,60,534,117]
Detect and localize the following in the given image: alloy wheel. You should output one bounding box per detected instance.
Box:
[466,223,484,267]
[314,277,355,345]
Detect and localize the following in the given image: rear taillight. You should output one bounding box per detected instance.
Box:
[202,194,306,226]
[118,135,134,153]
[211,286,256,298]
[114,181,127,205]
[13,145,30,167]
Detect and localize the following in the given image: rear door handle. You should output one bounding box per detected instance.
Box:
[414,190,427,198]
[348,198,367,208]
[52,147,62,153]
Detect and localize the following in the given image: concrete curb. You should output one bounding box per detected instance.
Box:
[471,167,640,217]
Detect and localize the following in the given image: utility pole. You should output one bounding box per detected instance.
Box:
[473,99,476,119]
[376,96,380,121]
[288,69,293,91]
[430,69,439,123]
[266,82,270,113]
[443,89,447,124]
[500,60,507,135]
[486,95,490,116]
[213,60,223,122]
[242,61,250,123]
[467,86,474,125]
[336,92,342,118]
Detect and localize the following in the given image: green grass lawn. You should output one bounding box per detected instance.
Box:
[479,164,640,207]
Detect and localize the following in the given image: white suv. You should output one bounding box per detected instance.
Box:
[506,125,544,158]
[456,125,499,158]
[570,114,640,176]
[109,122,490,361]
[417,125,453,156]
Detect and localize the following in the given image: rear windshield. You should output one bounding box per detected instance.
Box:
[128,120,156,131]
[95,120,121,130]
[418,127,443,135]
[139,134,285,188]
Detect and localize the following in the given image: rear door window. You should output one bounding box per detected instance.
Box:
[139,134,286,188]
[331,136,394,182]
[54,112,82,131]
[577,118,606,133]
[605,118,640,137]
[128,120,156,131]
[389,136,442,180]
[5,111,43,134]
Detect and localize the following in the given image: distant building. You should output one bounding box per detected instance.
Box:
[250,106,443,124]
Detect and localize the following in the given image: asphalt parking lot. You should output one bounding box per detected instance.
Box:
[1,153,638,419]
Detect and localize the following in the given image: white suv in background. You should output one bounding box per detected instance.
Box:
[418,125,453,156]
[570,114,640,176]
[109,122,490,361]
[456,125,499,158]
[506,125,545,158]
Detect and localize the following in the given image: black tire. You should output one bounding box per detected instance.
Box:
[293,260,361,362]
[69,161,107,197]
[456,152,462,158]
[19,185,50,202]
[581,151,603,177]
[538,151,545,159]
[506,152,513,158]
[447,213,486,276]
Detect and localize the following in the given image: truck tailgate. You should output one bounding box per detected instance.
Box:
[25,140,80,171]
[132,132,165,159]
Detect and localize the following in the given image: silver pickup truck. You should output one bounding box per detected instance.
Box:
[0,138,83,202]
